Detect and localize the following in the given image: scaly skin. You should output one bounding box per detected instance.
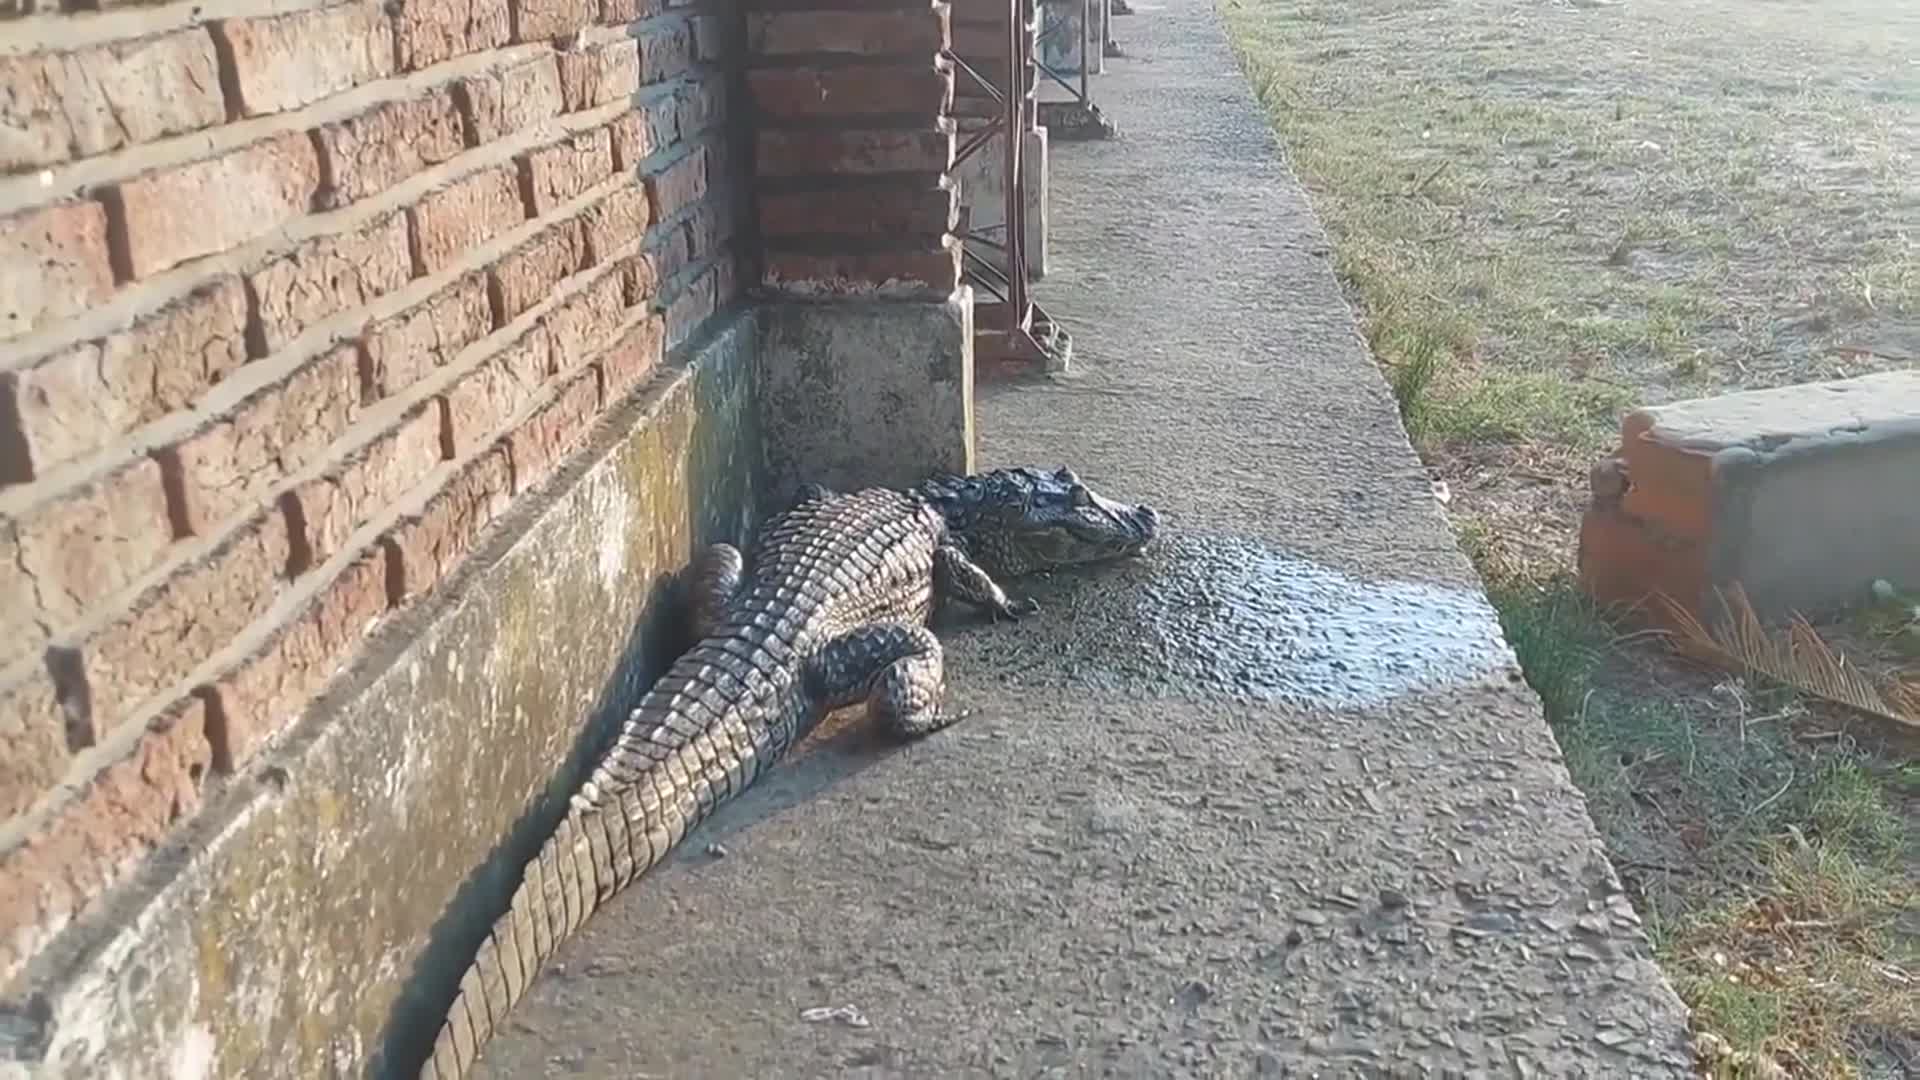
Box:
[419,466,1159,1078]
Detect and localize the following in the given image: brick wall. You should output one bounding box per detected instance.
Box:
[0,0,745,989]
[745,0,961,297]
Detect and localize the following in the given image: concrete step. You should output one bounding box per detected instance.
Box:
[1580,370,1920,627]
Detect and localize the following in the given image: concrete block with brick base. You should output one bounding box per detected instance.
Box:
[1579,369,1920,628]
[754,290,975,507]
[2,317,760,1078]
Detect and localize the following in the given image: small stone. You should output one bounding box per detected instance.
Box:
[706,842,728,858]
[1378,888,1410,910]
[1293,909,1328,927]
[1285,928,1305,947]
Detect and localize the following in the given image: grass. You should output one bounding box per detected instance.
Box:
[1221,0,1919,1074]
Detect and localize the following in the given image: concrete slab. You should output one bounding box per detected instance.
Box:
[1582,370,1920,625]
[754,294,976,509]
[468,0,1696,1075]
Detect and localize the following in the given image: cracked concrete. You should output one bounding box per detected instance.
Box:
[466,0,1697,1073]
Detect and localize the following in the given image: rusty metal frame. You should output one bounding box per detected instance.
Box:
[942,0,1068,375]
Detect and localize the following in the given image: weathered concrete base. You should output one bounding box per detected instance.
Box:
[0,312,761,1080]
[1038,98,1119,140]
[754,291,975,507]
[954,122,1049,280]
[1580,370,1920,626]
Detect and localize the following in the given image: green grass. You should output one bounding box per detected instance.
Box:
[1488,579,1918,1074]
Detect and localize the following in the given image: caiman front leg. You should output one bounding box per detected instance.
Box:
[687,543,744,640]
[934,543,1039,620]
[807,623,968,739]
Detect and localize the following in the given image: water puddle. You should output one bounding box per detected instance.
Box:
[966,532,1513,710]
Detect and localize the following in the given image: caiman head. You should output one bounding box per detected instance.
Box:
[918,466,1161,578]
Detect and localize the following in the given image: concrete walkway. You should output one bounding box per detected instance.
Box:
[472,0,1697,1074]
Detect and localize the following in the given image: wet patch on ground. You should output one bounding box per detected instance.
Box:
[951,531,1512,709]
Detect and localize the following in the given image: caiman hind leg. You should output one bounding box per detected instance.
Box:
[934,543,1039,621]
[807,623,969,739]
[687,542,744,640]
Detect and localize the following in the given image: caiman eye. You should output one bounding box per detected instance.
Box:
[1054,466,1080,486]
[1069,484,1093,507]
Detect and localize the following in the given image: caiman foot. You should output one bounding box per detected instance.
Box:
[808,623,968,739]
[935,544,1038,623]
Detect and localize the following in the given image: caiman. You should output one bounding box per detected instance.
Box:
[418,465,1160,1078]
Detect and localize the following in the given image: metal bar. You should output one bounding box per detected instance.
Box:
[952,120,1003,169]
[1080,0,1090,102]
[944,51,1003,103]
[1004,0,1027,331]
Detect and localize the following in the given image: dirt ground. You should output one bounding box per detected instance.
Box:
[1219,0,1917,1076]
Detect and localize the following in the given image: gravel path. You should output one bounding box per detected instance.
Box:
[471,0,1697,1073]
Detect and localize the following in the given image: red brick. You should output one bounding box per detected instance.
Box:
[506,367,599,489]
[1,278,247,481]
[748,8,946,55]
[1577,501,1707,627]
[212,3,396,118]
[637,20,694,83]
[675,75,726,137]
[362,272,494,400]
[454,54,564,145]
[438,327,551,454]
[0,693,212,985]
[557,38,640,111]
[246,212,413,353]
[0,664,78,820]
[599,0,661,24]
[515,0,596,41]
[408,164,526,274]
[618,250,661,307]
[167,343,361,533]
[663,267,715,347]
[598,314,664,401]
[315,91,468,208]
[519,128,615,215]
[285,403,443,565]
[546,270,626,368]
[381,445,513,603]
[201,546,387,770]
[608,97,678,170]
[642,217,691,283]
[755,125,952,176]
[747,64,950,121]
[0,525,47,670]
[685,201,736,263]
[57,509,289,740]
[0,30,224,172]
[395,0,511,71]
[644,145,707,221]
[8,459,175,642]
[110,133,319,280]
[490,220,588,323]
[1,201,116,343]
[763,241,961,297]
[581,184,652,263]
[759,181,954,239]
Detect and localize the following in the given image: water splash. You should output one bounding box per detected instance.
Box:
[969,532,1513,709]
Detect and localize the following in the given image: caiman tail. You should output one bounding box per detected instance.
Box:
[419,632,791,1079]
